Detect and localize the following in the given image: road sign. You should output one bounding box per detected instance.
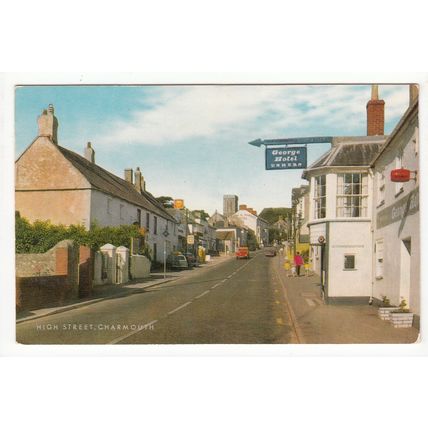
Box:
[187,235,195,244]
[249,136,332,147]
[265,146,307,170]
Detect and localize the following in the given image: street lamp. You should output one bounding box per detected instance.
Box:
[163,224,170,279]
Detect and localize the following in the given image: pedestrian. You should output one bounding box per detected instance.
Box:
[294,252,304,276]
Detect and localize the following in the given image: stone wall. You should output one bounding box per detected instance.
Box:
[16,240,80,312]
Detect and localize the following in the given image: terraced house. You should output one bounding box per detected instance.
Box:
[15,105,178,263]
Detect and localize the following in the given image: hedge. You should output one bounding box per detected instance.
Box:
[16,214,150,258]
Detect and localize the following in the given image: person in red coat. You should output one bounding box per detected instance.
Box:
[294,252,304,276]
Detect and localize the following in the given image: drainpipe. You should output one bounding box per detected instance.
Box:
[368,167,375,305]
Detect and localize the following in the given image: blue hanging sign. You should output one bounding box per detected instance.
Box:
[265,146,307,170]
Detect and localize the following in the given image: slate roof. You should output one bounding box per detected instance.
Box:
[57,145,176,222]
[302,136,387,178]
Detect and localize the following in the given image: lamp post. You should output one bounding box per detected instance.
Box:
[163,225,170,279]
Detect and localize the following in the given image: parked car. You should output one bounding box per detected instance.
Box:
[184,252,198,268]
[265,248,277,257]
[166,252,189,270]
[235,246,250,259]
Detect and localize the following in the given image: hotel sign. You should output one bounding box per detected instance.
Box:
[376,187,419,229]
[265,147,307,170]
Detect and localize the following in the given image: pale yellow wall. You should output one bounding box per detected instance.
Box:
[15,137,92,227]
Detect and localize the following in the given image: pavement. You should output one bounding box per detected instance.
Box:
[16,254,232,325]
[272,255,420,344]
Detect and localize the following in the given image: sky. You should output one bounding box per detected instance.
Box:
[15,84,411,214]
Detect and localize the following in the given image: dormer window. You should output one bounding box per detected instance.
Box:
[336,173,368,217]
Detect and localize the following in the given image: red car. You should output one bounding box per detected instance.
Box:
[235,247,250,259]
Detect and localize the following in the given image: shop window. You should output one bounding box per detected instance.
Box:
[344,254,356,270]
[146,212,150,231]
[336,173,368,217]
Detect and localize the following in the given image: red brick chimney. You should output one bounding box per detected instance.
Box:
[366,85,385,136]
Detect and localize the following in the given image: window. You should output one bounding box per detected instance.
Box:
[314,175,326,219]
[395,154,404,195]
[107,198,112,214]
[137,209,141,227]
[336,173,368,217]
[377,170,385,206]
[154,216,158,235]
[375,240,384,279]
[120,204,125,220]
[344,254,355,270]
[146,212,150,231]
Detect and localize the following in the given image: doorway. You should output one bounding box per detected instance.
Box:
[399,238,411,307]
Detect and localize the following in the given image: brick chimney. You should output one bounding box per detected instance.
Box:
[37,104,58,144]
[84,142,95,163]
[239,204,247,211]
[366,85,385,136]
[124,168,133,184]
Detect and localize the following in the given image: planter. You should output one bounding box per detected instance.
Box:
[378,306,399,321]
[389,312,414,328]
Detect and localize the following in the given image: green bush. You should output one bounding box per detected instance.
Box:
[15,214,148,254]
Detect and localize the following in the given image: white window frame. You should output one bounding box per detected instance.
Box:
[314,175,326,219]
[336,173,368,218]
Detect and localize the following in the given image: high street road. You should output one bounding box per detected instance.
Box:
[16,252,299,344]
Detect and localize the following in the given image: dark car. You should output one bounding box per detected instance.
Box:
[184,252,198,268]
[265,248,277,257]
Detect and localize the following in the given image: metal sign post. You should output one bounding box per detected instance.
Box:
[163,228,170,279]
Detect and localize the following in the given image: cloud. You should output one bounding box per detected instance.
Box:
[95,84,410,148]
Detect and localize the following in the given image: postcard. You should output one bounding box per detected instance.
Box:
[11,81,420,346]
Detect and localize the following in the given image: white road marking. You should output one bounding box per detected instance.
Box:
[109,320,158,344]
[194,290,210,299]
[211,283,221,289]
[221,279,227,283]
[305,298,316,307]
[168,301,192,315]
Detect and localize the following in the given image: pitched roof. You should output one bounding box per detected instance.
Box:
[57,145,176,222]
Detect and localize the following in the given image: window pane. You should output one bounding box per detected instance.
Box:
[344,255,355,269]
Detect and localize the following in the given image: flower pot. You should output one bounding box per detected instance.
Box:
[389,312,414,328]
[378,306,399,321]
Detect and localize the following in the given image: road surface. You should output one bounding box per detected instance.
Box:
[16,252,298,344]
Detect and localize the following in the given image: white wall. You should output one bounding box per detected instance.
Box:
[90,189,178,263]
[372,111,419,314]
[327,221,372,297]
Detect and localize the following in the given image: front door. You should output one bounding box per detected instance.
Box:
[399,238,411,307]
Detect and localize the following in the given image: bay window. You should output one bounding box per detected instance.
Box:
[336,173,368,217]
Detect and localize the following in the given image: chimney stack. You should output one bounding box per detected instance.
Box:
[134,167,146,193]
[366,85,385,136]
[84,142,95,163]
[37,104,58,144]
[409,84,419,105]
[124,168,133,184]
[239,204,247,211]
